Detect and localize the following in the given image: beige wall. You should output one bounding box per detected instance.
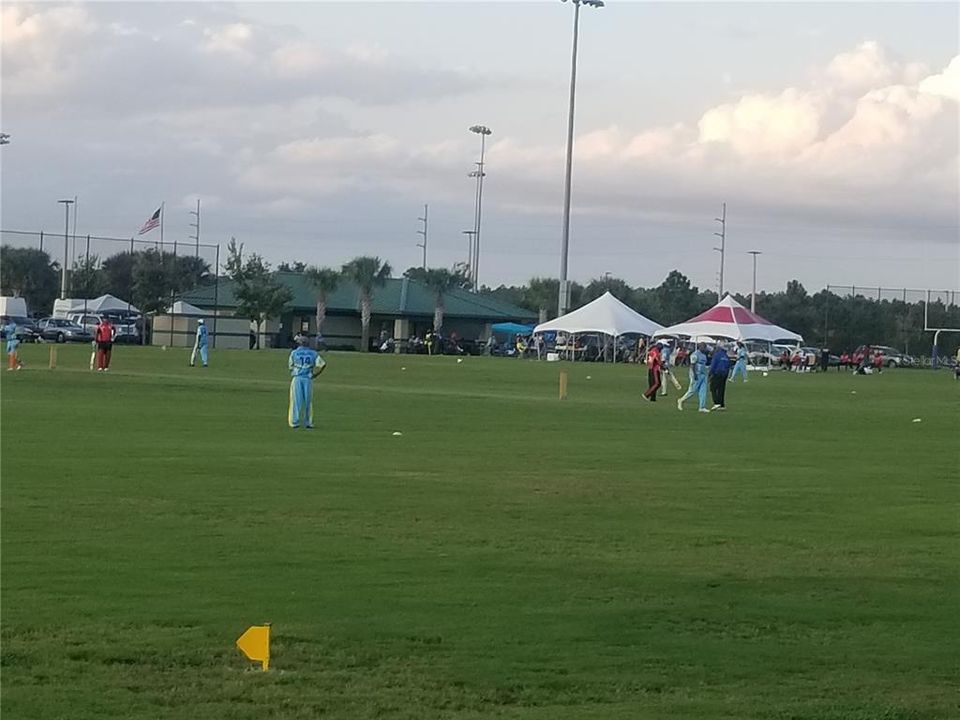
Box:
[151,315,251,350]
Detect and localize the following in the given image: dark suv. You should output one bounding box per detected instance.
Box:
[1,316,41,343]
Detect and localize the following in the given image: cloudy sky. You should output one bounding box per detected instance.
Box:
[2,1,958,294]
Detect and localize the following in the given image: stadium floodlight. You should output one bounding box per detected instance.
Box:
[468,125,492,289]
[462,230,477,278]
[57,199,75,300]
[557,0,604,318]
[748,251,762,313]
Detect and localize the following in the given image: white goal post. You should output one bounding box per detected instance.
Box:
[924,290,960,369]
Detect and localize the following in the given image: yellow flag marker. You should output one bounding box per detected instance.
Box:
[236,624,270,671]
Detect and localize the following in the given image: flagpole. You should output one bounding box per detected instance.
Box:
[160,201,165,253]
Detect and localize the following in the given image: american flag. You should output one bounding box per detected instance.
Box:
[139,207,161,235]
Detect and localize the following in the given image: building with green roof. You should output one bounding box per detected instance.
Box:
[175,273,537,350]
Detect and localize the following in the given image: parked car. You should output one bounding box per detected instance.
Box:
[35,317,94,343]
[69,313,104,333]
[69,312,142,344]
[853,344,916,368]
[1,315,41,343]
[799,346,841,367]
[745,344,777,367]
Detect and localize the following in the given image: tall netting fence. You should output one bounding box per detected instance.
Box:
[1,229,222,346]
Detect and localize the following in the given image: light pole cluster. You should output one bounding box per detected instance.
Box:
[557,0,604,318]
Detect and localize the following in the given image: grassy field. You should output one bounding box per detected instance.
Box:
[1,344,958,719]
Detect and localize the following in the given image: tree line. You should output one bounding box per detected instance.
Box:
[3,243,955,356]
[0,245,210,314]
[483,272,959,356]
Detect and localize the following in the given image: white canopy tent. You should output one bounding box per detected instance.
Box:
[53,294,141,317]
[653,294,802,343]
[534,291,664,337]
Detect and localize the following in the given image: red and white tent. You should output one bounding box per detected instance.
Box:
[653,294,802,343]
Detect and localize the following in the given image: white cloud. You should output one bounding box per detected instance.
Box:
[1,3,95,45]
[203,22,253,55]
[2,5,485,111]
[698,89,822,158]
[226,44,957,227]
[919,56,960,101]
[825,41,899,89]
[271,41,330,77]
[1,4,98,95]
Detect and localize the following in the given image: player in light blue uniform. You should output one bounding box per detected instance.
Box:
[659,341,672,396]
[190,319,209,367]
[677,342,709,412]
[4,319,22,371]
[730,341,749,382]
[288,335,326,429]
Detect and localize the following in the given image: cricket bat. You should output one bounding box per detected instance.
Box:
[89,341,96,371]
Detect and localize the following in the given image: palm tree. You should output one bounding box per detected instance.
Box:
[341,256,392,352]
[421,268,460,333]
[305,266,340,336]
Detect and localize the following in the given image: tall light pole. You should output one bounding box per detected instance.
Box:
[469,125,491,289]
[558,0,604,318]
[713,202,726,298]
[462,230,476,280]
[57,199,75,299]
[189,198,201,257]
[748,250,762,313]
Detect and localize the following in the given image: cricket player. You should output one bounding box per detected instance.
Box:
[730,341,749,382]
[677,342,709,413]
[659,341,672,396]
[642,342,663,402]
[94,317,115,372]
[658,341,683,395]
[190,319,209,367]
[4,319,21,371]
[288,335,326,429]
[709,344,731,410]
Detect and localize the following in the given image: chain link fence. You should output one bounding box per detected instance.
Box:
[826,285,957,307]
[1,228,223,346]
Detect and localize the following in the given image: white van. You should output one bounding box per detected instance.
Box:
[0,297,29,317]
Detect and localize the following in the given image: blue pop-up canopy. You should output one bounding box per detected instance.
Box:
[491,322,535,335]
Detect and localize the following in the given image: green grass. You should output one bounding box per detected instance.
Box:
[2,344,958,719]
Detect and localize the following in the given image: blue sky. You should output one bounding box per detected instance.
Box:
[2,2,958,294]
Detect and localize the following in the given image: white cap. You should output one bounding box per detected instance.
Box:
[198,318,205,324]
